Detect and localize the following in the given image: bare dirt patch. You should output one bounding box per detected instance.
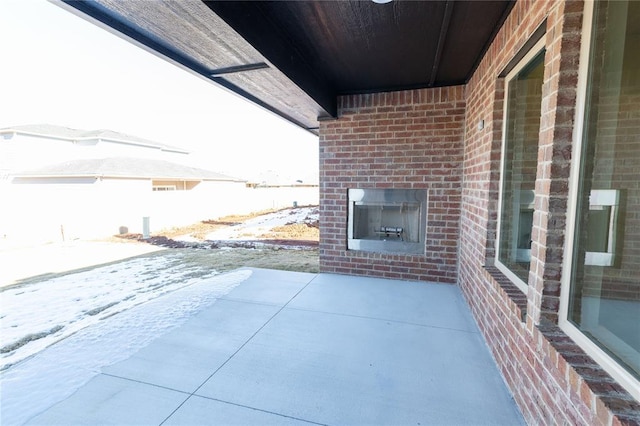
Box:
[111,206,320,273]
[259,223,319,240]
[158,207,317,240]
[115,206,319,246]
[176,248,319,274]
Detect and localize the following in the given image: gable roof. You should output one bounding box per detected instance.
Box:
[0,124,189,154]
[12,157,245,182]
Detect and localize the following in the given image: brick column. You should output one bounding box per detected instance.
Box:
[528,0,585,327]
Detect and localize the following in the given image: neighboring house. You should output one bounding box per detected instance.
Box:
[3,157,246,242]
[49,1,640,423]
[0,124,317,243]
[0,125,250,242]
[0,124,189,179]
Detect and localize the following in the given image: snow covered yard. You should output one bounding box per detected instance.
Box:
[0,206,322,424]
[0,205,320,424]
[0,240,164,289]
[1,207,319,371]
[0,250,226,371]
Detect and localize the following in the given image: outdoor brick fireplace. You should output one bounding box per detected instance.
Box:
[319,86,466,283]
[348,188,427,255]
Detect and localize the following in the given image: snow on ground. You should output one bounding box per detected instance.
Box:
[1,268,252,425]
[0,240,164,288]
[202,206,318,241]
[0,207,318,424]
[1,251,222,371]
[0,207,319,375]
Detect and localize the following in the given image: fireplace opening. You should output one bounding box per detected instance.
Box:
[348,188,427,254]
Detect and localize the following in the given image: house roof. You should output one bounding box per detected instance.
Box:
[58,0,514,135]
[0,124,189,154]
[12,157,245,182]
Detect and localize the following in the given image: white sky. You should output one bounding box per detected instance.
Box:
[0,0,319,181]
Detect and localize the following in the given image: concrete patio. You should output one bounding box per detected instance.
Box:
[28,268,524,425]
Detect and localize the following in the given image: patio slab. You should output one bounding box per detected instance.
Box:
[27,374,189,426]
[100,299,281,393]
[27,268,524,425]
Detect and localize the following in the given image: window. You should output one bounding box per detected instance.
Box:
[152,185,176,191]
[496,40,546,291]
[562,0,639,400]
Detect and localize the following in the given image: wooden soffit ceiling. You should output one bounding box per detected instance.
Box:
[59,0,514,135]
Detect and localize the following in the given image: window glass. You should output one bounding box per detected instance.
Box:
[497,50,545,285]
[568,0,640,379]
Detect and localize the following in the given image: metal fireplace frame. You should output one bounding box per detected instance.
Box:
[347,188,428,255]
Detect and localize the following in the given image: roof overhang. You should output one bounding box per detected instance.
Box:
[57,0,514,136]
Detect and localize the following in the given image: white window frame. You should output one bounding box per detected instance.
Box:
[559,0,640,401]
[495,37,546,293]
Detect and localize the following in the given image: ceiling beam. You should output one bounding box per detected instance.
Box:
[429,0,454,87]
[210,63,270,77]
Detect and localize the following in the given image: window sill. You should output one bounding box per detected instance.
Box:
[483,266,640,421]
[484,265,527,322]
[538,323,640,423]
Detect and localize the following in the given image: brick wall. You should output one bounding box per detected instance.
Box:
[319,87,465,283]
[460,0,640,424]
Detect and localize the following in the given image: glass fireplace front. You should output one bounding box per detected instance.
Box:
[348,188,428,254]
